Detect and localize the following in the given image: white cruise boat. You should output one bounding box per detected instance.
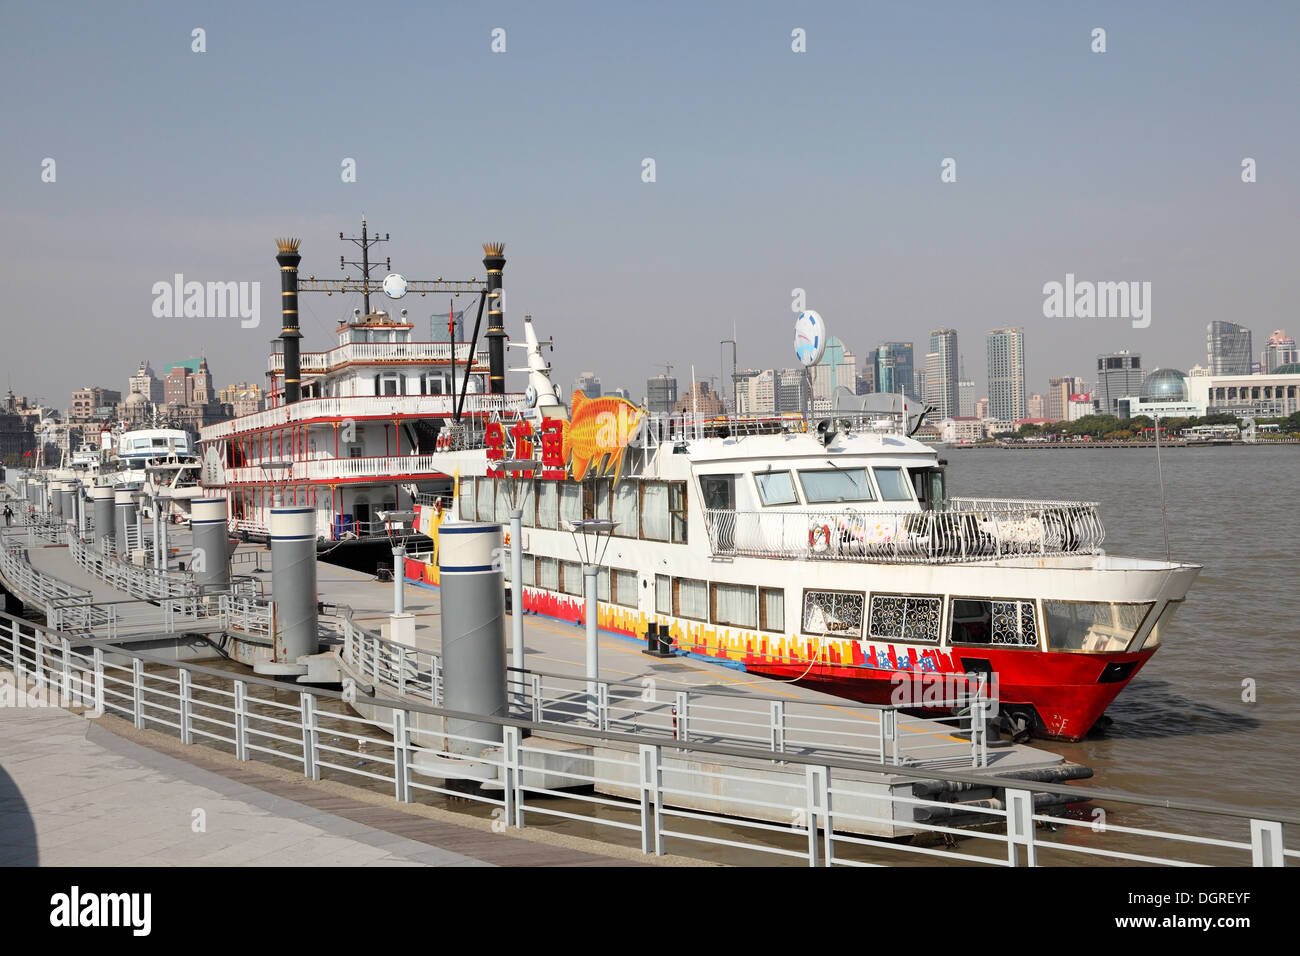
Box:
[402,317,1201,742]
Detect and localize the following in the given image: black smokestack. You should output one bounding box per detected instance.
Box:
[276,238,303,404]
[483,243,506,394]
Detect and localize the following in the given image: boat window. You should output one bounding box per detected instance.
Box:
[495,480,512,522]
[593,478,613,522]
[950,599,1039,648]
[798,469,874,504]
[559,482,583,528]
[476,478,495,522]
[754,471,799,506]
[1140,600,1183,651]
[1043,600,1155,653]
[872,467,913,502]
[801,589,865,637]
[674,578,708,621]
[669,481,688,544]
[522,555,536,587]
[640,481,670,541]
[458,480,474,520]
[699,474,737,511]
[759,587,784,632]
[598,567,610,601]
[655,574,672,615]
[711,583,757,629]
[612,481,638,538]
[536,481,559,530]
[536,556,558,590]
[611,568,638,608]
[910,467,946,511]
[868,595,942,643]
[560,560,583,596]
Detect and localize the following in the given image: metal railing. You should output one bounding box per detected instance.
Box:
[1,610,1291,868]
[335,614,994,770]
[704,498,1105,564]
[268,340,487,374]
[199,393,530,441]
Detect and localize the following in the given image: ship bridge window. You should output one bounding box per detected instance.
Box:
[754,471,799,506]
[872,467,913,502]
[669,481,688,544]
[801,589,865,638]
[1140,600,1183,651]
[950,599,1039,648]
[910,467,946,511]
[1043,600,1155,653]
[869,595,942,643]
[613,481,638,537]
[798,469,874,504]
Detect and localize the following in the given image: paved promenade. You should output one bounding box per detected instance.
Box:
[0,684,655,867]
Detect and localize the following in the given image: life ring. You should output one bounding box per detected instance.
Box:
[809,524,831,553]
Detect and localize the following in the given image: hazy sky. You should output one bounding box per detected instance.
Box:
[2,1,1296,407]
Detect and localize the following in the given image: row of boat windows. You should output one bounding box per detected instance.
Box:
[753,466,916,507]
[504,566,1170,652]
[461,477,689,543]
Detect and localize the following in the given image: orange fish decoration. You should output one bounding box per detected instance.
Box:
[562,390,644,482]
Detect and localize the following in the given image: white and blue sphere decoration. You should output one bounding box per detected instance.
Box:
[381,273,408,299]
[524,384,538,408]
[794,310,826,367]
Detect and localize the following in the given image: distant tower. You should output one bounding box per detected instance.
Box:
[276,237,304,405]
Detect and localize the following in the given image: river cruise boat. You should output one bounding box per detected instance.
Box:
[403,319,1202,742]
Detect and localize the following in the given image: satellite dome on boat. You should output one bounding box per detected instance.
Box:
[1140,368,1188,402]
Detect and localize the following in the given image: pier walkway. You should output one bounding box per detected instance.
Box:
[0,675,656,867]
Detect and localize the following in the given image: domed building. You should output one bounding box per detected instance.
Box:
[1119,368,1204,419]
[1139,368,1189,403]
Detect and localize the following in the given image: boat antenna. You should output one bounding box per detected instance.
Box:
[1153,413,1171,562]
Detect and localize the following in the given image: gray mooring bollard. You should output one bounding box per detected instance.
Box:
[270,503,318,663]
[438,522,507,756]
[114,489,134,557]
[191,497,230,591]
[92,485,114,553]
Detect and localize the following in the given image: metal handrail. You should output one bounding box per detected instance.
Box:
[703,499,1105,563]
[1,611,1292,868]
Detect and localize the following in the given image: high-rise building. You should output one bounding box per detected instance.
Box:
[646,375,678,416]
[572,372,602,398]
[958,379,975,418]
[873,342,915,398]
[1028,393,1045,419]
[674,381,726,418]
[775,368,809,414]
[924,329,959,418]
[737,369,775,415]
[128,360,164,403]
[855,365,876,395]
[1207,321,1253,376]
[985,328,1026,422]
[810,336,857,409]
[975,397,990,419]
[1047,376,1083,422]
[1095,351,1143,417]
[1263,330,1298,373]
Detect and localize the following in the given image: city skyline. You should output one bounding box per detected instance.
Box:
[3,3,1296,407]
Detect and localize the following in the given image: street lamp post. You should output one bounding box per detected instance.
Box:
[567,517,616,724]
[499,459,535,704]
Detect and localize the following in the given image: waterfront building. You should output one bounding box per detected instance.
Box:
[69,386,122,423]
[674,381,725,418]
[1028,393,1044,419]
[938,416,984,443]
[1067,393,1094,421]
[1186,367,1300,418]
[774,368,809,414]
[1117,369,1205,420]
[1206,321,1253,376]
[1095,351,1143,417]
[879,341,916,399]
[986,328,1026,422]
[219,382,264,417]
[1047,376,1083,422]
[975,396,990,419]
[855,365,876,395]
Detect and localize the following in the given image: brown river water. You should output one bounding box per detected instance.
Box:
[945,443,1300,817]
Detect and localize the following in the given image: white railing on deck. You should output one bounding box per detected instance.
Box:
[268,341,486,374]
[704,498,1104,564]
[200,393,529,441]
[221,453,450,485]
